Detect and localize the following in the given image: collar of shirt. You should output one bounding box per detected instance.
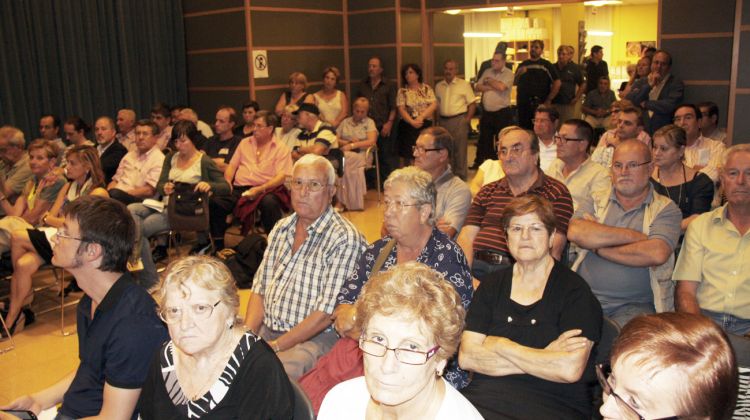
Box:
[282,206,337,237]
[97,141,114,155]
[434,166,455,187]
[497,169,545,193]
[135,145,159,161]
[93,272,132,315]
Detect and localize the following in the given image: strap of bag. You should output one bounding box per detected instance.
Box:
[371,238,396,274]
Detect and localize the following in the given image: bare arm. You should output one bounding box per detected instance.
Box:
[212,158,229,172]
[297,143,328,157]
[545,79,562,104]
[332,92,349,128]
[272,311,332,352]
[596,238,672,267]
[550,231,566,260]
[243,292,265,333]
[0,193,24,216]
[331,303,359,339]
[675,280,702,314]
[465,102,477,122]
[469,169,485,196]
[568,218,647,249]
[22,199,53,225]
[274,93,286,116]
[456,225,479,268]
[459,331,523,376]
[223,160,239,186]
[80,383,141,420]
[1,371,76,415]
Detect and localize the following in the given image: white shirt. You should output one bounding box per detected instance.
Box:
[546,158,611,217]
[435,77,476,117]
[319,376,484,420]
[684,135,726,183]
[538,138,557,172]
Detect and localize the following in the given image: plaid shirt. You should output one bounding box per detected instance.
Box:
[252,206,366,332]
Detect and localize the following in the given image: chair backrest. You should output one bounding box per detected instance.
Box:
[590,317,621,419]
[167,191,210,233]
[729,334,750,418]
[290,380,314,420]
[326,148,345,178]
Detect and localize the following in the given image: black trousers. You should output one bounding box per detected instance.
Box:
[108,188,142,205]
[474,107,515,167]
[208,186,284,240]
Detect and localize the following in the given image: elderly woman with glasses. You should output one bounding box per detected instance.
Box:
[459,195,603,419]
[138,256,294,419]
[598,312,737,419]
[319,262,483,419]
[298,166,473,413]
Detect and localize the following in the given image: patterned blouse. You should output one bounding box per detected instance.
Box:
[397,83,437,120]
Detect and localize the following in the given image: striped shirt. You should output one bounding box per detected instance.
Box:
[465,172,574,254]
[251,206,366,332]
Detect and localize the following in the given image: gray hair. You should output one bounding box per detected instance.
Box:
[384,166,437,225]
[722,143,750,170]
[0,126,26,148]
[294,154,336,185]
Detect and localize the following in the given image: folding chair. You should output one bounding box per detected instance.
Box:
[364,145,382,203]
[166,191,214,257]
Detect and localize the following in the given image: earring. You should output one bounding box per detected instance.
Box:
[227,320,234,330]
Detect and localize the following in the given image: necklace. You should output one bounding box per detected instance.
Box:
[657,164,685,208]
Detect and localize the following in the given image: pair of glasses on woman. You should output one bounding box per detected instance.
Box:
[359,337,440,365]
[159,301,220,324]
[596,364,679,420]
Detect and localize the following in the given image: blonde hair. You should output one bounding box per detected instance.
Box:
[353,262,465,361]
[153,256,241,325]
[323,66,341,82]
[288,72,308,89]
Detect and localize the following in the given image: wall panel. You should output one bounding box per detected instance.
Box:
[348,12,397,45]
[184,12,246,50]
[252,12,343,46]
[733,94,750,143]
[661,38,733,81]
[187,52,248,87]
[187,90,250,125]
[251,0,342,10]
[661,0,735,34]
[255,50,346,87]
[183,0,243,14]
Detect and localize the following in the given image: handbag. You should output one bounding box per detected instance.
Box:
[171,182,205,217]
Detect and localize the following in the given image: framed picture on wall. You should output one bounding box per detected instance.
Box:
[626,41,656,58]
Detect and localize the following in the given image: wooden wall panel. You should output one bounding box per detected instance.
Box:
[684,85,730,126]
[432,13,463,43]
[187,90,250,125]
[183,0,243,14]
[254,49,345,87]
[251,12,343,46]
[733,94,750,143]
[661,0,735,34]
[661,38,733,81]
[348,0,395,11]
[251,0,342,10]
[402,47,423,69]
[401,12,422,43]
[184,12,246,50]
[348,12,397,45]
[187,52,248,87]
[433,46,465,76]
[739,32,750,88]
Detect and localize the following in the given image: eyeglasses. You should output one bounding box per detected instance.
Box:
[506,223,548,236]
[553,134,587,144]
[412,145,443,154]
[285,178,331,192]
[159,301,221,324]
[54,230,84,242]
[383,198,422,212]
[596,364,679,420]
[612,161,651,172]
[499,143,528,157]
[359,337,440,365]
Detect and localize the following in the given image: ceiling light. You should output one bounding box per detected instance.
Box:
[445,9,461,15]
[469,7,508,13]
[588,30,614,36]
[584,1,622,6]
[463,32,503,38]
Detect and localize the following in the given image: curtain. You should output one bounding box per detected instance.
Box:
[0,0,187,142]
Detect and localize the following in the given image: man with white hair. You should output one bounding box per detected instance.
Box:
[245,154,366,380]
[116,108,137,151]
[0,126,33,215]
[178,108,214,139]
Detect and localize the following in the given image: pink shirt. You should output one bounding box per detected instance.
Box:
[111,146,165,191]
[230,136,293,187]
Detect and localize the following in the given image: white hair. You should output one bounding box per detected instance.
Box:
[294,154,336,185]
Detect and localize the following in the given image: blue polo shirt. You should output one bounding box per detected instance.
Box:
[60,273,168,419]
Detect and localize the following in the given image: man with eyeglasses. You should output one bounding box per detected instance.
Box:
[245,154,366,380]
[206,111,292,252]
[2,196,168,419]
[457,126,573,282]
[674,103,725,183]
[202,106,241,172]
[569,140,682,327]
[591,106,651,169]
[674,144,750,335]
[412,127,471,238]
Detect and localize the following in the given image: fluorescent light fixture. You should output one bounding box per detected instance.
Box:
[470,7,508,13]
[588,30,614,36]
[463,32,503,38]
[444,9,461,15]
[584,0,622,6]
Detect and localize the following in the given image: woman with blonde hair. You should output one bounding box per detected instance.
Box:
[138,256,294,419]
[319,262,482,419]
[314,66,349,128]
[274,71,315,116]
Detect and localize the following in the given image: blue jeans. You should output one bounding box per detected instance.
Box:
[471,259,511,280]
[605,302,655,329]
[128,203,170,289]
[702,309,750,335]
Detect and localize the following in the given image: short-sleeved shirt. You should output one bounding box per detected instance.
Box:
[202,134,242,164]
[435,77,476,117]
[673,205,750,319]
[516,58,559,99]
[336,116,376,147]
[435,168,472,234]
[684,135,726,182]
[546,158,611,217]
[252,207,366,331]
[229,136,292,187]
[465,172,574,254]
[60,273,168,419]
[111,146,165,191]
[0,154,32,197]
[355,77,397,129]
[585,59,609,93]
[296,120,338,149]
[576,186,682,312]
[397,84,437,121]
[461,262,602,418]
[21,174,66,212]
[553,61,584,104]
[477,67,514,112]
[583,89,616,111]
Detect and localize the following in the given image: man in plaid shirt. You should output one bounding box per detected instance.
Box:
[244,154,366,379]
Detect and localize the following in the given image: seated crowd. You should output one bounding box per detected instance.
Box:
[0,48,746,420]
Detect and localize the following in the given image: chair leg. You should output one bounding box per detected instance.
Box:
[56,268,74,337]
[0,311,16,353]
[375,150,382,203]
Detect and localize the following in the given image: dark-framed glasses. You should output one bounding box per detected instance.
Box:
[553,134,586,144]
[359,337,440,365]
[285,177,331,192]
[412,145,443,154]
[159,301,221,324]
[596,364,679,420]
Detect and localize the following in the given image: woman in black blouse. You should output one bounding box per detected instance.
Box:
[650,124,714,232]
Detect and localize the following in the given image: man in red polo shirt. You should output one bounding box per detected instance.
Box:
[457,126,573,284]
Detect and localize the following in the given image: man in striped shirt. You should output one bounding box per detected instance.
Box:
[457,126,573,283]
[244,154,366,380]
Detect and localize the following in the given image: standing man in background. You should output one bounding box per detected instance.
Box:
[435,59,476,180]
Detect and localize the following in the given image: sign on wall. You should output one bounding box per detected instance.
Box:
[252,50,269,78]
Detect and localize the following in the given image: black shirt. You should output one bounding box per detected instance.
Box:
[516,58,559,99]
[585,59,609,93]
[553,61,584,105]
[60,273,168,419]
[650,172,714,219]
[202,135,242,164]
[355,77,397,129]
[462,261,603,419]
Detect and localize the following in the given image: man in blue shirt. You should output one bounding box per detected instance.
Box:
[2,196,168,420]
